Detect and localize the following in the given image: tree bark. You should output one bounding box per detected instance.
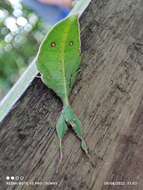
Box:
[0,0,143,189]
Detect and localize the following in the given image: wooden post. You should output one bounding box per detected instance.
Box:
[0,0,143,189]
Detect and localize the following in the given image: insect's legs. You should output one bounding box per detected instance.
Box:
[69,68,81,88]
[59,139,63,163]
[56,139,63,173]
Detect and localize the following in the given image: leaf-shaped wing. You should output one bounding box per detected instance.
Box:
[37,16,81,105]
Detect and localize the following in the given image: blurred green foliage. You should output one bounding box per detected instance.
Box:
[0,0,45,99]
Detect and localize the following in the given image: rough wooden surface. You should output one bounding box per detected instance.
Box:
[0,0,143,189]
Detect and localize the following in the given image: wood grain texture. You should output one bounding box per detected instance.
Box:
[0,0,143,189]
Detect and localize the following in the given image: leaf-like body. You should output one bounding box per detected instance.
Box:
[56,113,68,139]
[37,16,81,105]
[37,16,88,161]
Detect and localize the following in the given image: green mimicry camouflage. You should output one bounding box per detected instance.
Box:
[37,16,88,161]
[37,16,81,105]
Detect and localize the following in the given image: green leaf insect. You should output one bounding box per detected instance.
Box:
[37,15,88,161]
